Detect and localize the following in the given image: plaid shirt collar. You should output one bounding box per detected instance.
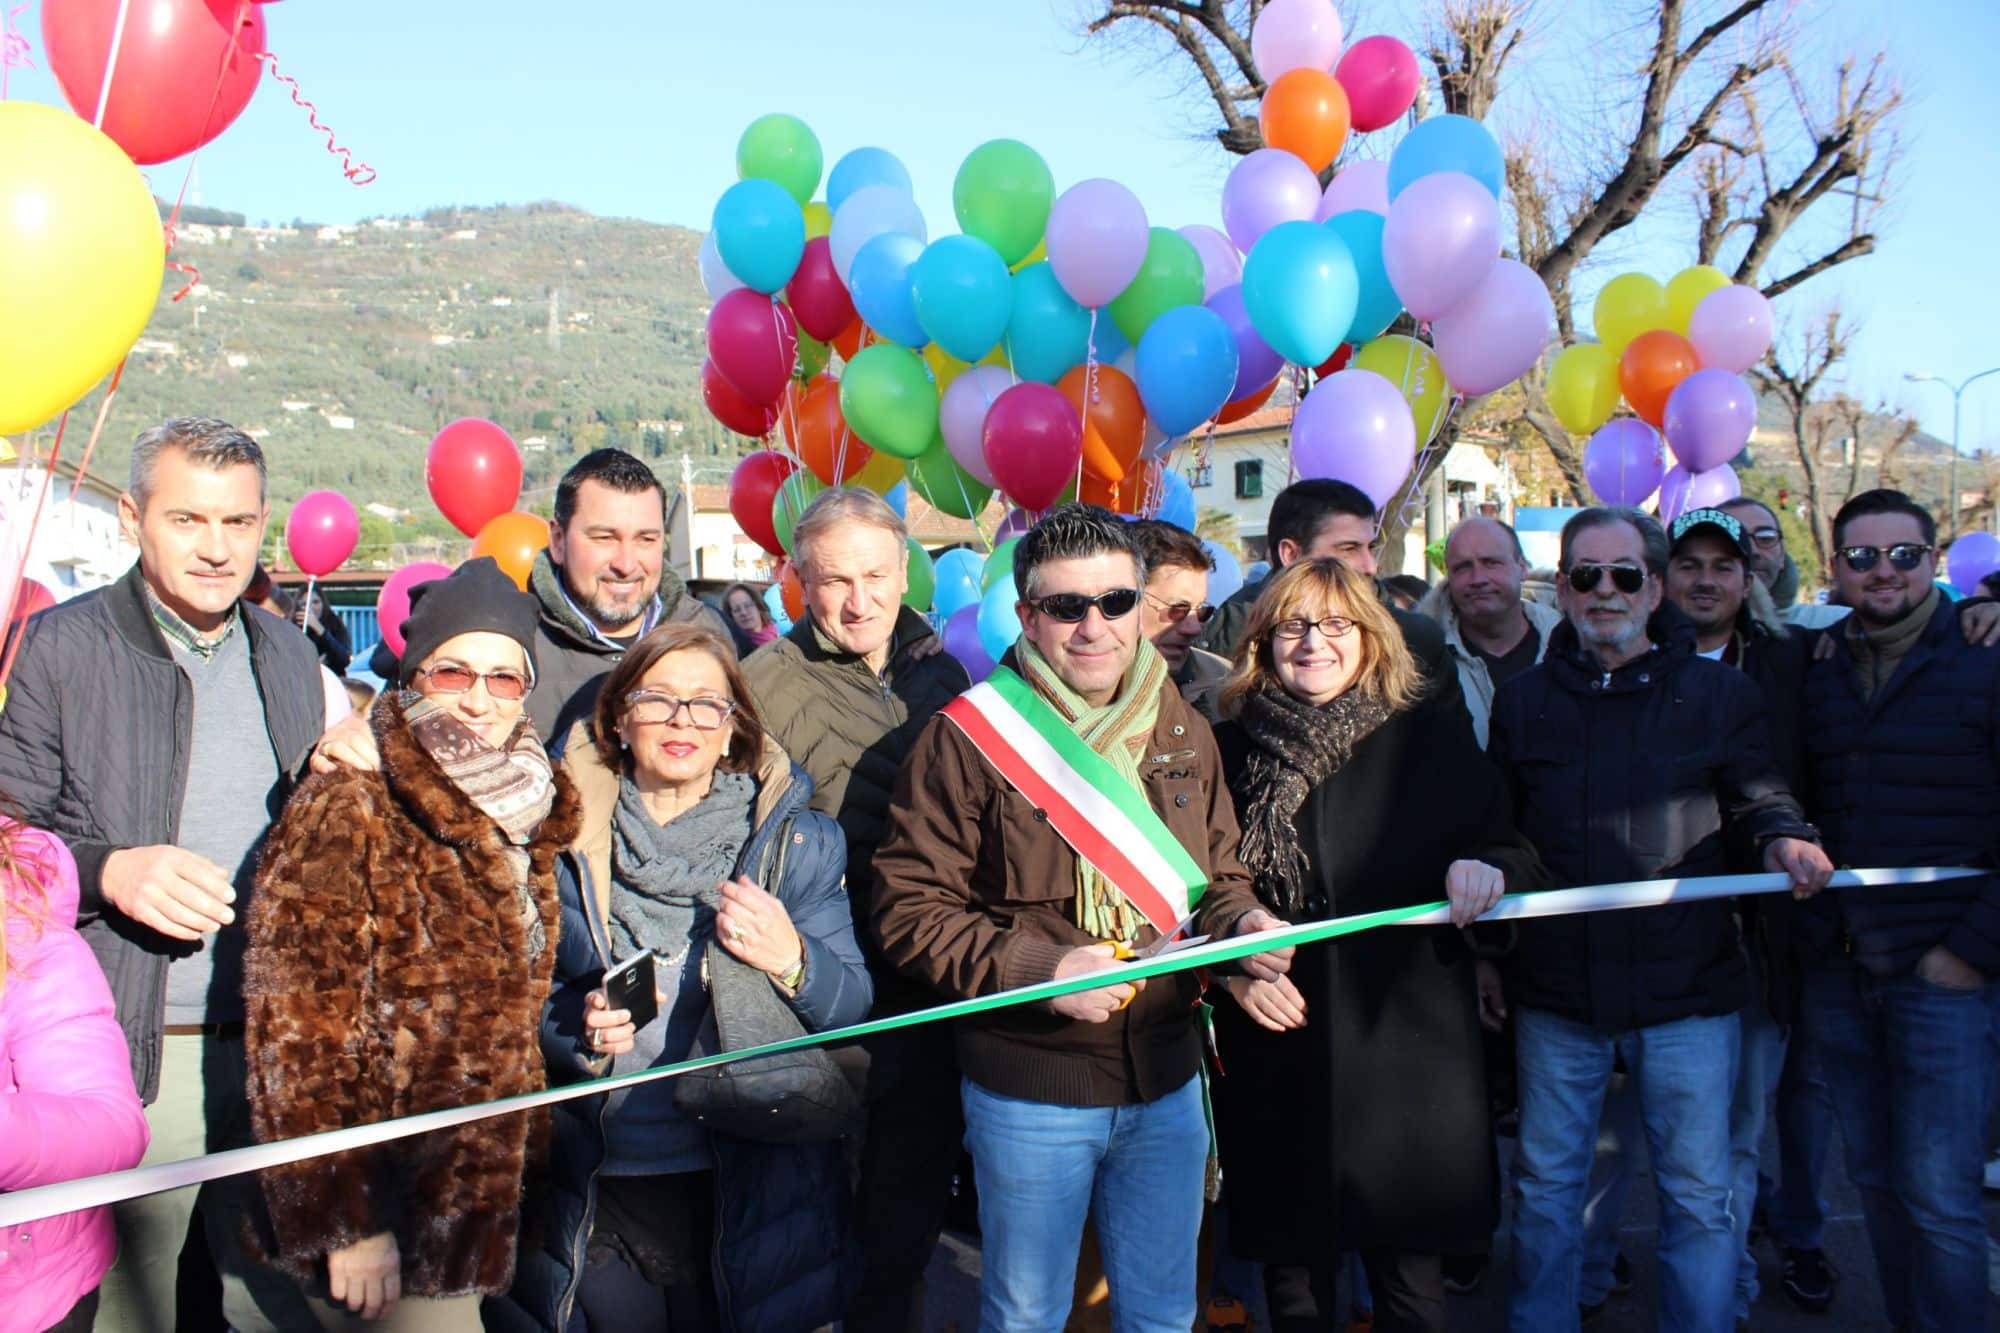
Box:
[143,582,241,661]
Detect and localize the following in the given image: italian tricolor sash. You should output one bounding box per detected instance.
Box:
[940,667,1208,935]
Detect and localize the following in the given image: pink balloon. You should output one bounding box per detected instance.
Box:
[1336,36,1422,132]
[705,289,798,407]
[1583,420,1666,506]
[1251,0,1344,79]
[1658,462,1741,522]
[1381,171,1501,321]
[1430,258,1556,395]
[1291,369,1417,509]
[375,560,453,657]
[1046,178,1150,309]
[1222,149,1323,253]
[1688,285,1773,373]
[983,382,1083,512]
[1315,159,1391,220]
[286,491,360,578]
[940,365,1012,487]
[1662,367,1756,472]
[1179,223,1243,301]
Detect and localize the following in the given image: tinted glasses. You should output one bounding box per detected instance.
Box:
[624,691,737,730]
[1144,591,1218,624]
[1565,563,1647,594]
[414,662,531,701]
[1028,588,1141,623]
[1838,543,1932,573]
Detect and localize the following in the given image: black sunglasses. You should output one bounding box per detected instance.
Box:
[1565,563,1647,594]
[1028,588,1141,623]
[1144,591,1218,624]
[1838,543,1932,573]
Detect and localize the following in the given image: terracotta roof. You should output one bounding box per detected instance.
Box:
[1213,404,1296,437]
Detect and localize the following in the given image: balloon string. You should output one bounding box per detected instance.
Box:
[65,359,127,509]
[253,50,377,185]
[301,575,317,636]
[0,411,71,694]
[91,0,134,128]
[160,2,263,303]
[2,2,32,98]
[1078,310,1101,504]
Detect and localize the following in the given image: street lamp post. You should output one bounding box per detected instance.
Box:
[1906,367,2000,540]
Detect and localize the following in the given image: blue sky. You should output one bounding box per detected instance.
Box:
[6,0,1995,452]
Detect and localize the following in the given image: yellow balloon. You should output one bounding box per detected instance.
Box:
[1011,237,1048,273]
[1352,335,1449,444]
[852,446,905,494]
[1545,343,1623,435]
[1592,273,1669,358]
[803,200,832,241]
[0,103,165,435]
[922,342,1007,394]
[1664,264,1731,336]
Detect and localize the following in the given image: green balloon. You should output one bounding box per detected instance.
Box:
[903,538,936,611]
[982,537,1020,590]
[1108,227,1204,343]
[770,471,825,553]
[905,434,994,520]
[737,114,823,206]
[952,139,1054,268]
[795,329,830,381]
[839,344,939,460]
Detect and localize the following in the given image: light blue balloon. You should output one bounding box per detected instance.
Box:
[912,235,1015,363]
[884,481,909,518]
[1387,113,1505,200]
[935,547,985,618]
[829,185,928,288]
[712,178,805,295]
[1005,262,1092,383]
[1203,541,1243,603]
[977,575,1023,661]
[1241,220,1358,368]
[848,232,929,349]
[1323,211,1401,345]
[1154,469,1196,530]
[762,583,793,634]
[1245,560,1271,585]
[828,147,913,212]
[1136,305,1239,437]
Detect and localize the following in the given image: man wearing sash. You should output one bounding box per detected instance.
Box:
[873,504,1292,1332]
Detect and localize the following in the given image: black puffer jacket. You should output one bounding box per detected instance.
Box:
[0,565,325,1100]
[1488,606,1815,1033]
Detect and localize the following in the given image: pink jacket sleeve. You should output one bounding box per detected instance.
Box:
[0,830,149,1190]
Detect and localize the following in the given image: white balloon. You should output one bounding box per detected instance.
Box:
[829,185,929,289]
[698,230,745,301]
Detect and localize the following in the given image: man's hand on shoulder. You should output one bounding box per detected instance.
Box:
[310,713,379,774]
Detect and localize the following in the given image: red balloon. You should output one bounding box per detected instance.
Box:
[42,0,267,165]
[426,418,523,538]
[8,578,55,626]
[784,237,856,343]
[983,383,1083,512]
[729,451,799,558]
[1313,343,1354,380]
[703,358,781,438]
[706,290,798,408]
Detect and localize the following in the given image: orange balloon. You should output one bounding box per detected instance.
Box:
[831,315,865,362]
[783,375,871,483]
[1259,69,1352,174]
[470,511,552,590]
[1618,329,1699,427]
[1058,364,1145,484]
[777,559,805,621]
[1216,379,1279,425]
[1077,469,1121,510]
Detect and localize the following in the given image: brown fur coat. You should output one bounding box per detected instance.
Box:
[242,693,581,1297]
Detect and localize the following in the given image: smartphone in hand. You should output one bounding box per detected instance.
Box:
[603,949,659,1032]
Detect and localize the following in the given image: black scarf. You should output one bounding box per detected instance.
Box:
[1232,685,1395,918]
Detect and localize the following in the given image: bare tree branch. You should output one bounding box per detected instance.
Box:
[1751,308,1850,568]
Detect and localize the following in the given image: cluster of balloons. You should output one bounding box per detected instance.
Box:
[1551,265,1775,519]
[427,417,548,589]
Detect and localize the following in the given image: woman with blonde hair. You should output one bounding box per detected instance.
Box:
[1209,558,1543,1333]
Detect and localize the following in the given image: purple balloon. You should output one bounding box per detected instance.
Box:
[1687,284,1773,374]
[1251,0,1344,79]
[939,365,1011,487]
[1583,419,1666,506]
[1947,531,2000,592]
[1662,367,1756,472]
[941,604,996,681]
[1221,149,1322,253]
[1430,258,1556,395]
[1046,178,1150,309]
[1658,462,1742,522]
[1179,223,1243,301]
[994,507,1034,542]
[1291,369,1418,509]
[1382,171,1501,321]
[1315,159,1391,220]
[1205,283,1285,401]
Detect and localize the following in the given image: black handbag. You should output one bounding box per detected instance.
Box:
[672,816,865,1144]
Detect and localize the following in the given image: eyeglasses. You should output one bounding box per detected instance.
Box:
[624,691,737,730]
[414,663,530,701]
[1027,588,1141,623]
[1272,615,1357,641]
[1747,527,1782,548]
[1143,592,1218,625]
[1565,563,1648,594]
[1838,543,1932,573]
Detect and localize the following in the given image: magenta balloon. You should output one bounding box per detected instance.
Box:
[1688,284,1773,373]
[1251,0,1344,79]
[1662,367,1756,472]
[939,365,1012,487]
[1315,158,1391,221]
[705,289,799,407]
[1179,223,1244,301]
[1658,461,1742,522]
[942,604,996,681]
[1046,178,1150,309]
[1206,283,1286,401]
[1222,149,1323,253]
[1290,368,1417,509]
[1381,171,1501,321]
[285,490,361,578]
[375,560,454,657]
[983,382,1083,511]
[1430,258,1556,395]
[1336,36,1422,132]
[1583,419,1666,506]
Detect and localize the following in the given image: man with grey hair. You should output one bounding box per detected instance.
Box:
[738,486,973,1332]
[1418,516,1564,748]
[0,417,327,1329]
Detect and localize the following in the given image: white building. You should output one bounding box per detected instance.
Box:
[0,454,140,599]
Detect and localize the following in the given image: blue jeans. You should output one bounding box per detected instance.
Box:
[1802,959,1997,1333]
[962,1075,1207,1333]
[1509,1008,1740,1333]
[1578,1069,1639,1305]
[1757,1021,1834,1251]
[1729,959,1787,1319]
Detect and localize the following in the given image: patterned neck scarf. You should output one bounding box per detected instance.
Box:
[1016,637,1168,944]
